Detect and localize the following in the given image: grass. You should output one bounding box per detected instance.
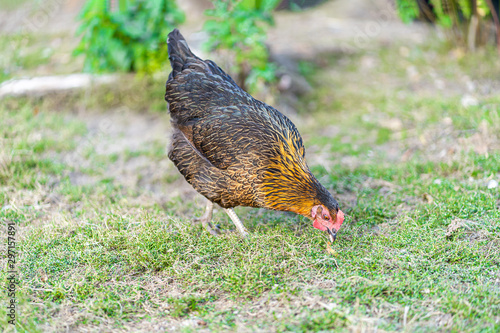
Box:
[0,0,33,10]
[0,31,82,84]
[1,36,499,332]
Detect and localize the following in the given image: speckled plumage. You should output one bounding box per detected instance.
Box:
[165,29,339,219]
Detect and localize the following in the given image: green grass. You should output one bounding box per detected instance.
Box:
[0,30,86,84]
[0,35,52,83]
[1,37,499,332]
[0,0,33,10]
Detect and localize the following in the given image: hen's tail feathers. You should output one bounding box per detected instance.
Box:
[166,29,240,88]
[167,29,197,78]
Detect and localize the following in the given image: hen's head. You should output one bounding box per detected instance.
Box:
[311,204,344,242]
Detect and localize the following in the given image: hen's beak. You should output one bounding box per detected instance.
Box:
[327,227,337,242]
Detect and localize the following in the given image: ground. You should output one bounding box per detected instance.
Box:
[0,0,500,332]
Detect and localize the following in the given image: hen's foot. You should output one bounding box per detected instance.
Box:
[201,220,221,236]
[196,200,221,236]
[224,208,249,238]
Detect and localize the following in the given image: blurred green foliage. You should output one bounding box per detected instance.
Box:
[203,0,280,92]
[74,0,185,73]
[395,0,420,24]
[396,0,499,50]
[397,0,494,27]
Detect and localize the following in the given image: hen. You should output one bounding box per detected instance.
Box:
[165,29,344,241]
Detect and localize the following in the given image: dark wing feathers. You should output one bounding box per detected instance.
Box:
[188,105,284,169]
[204,59,240,87]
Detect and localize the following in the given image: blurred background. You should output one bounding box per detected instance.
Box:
[1,0,499,202]
[0,0,500,195]
[1,1,500,331]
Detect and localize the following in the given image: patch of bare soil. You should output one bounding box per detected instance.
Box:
[0,0,84,34]
[268,0,430,58]
[397,119,499,164]
[59,109,199,204]
[445,218,498,246]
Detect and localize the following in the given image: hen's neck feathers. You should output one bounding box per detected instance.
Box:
[259,133,335,218]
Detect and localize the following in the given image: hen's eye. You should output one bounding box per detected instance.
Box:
[323,214,330,220]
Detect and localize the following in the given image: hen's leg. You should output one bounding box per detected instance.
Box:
[199,200,220,236]
[224,208,249,237]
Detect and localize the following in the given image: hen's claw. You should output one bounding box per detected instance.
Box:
[203,221,221,236]
[197,200,221,236]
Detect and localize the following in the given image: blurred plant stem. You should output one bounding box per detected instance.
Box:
[397,0,500,54]
[203,0,280,93]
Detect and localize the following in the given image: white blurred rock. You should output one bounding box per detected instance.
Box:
[461,94,479,108]
[1,205,12,211]
[487,179,498,189]
[380,118,403,131]
[0,74,117,97]
[442,117,453,126]
[399,46,410,58]
[361,55,376,69]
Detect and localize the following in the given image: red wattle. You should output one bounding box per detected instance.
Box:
[313,219,327,231]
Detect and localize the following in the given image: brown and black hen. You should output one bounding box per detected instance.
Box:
[165,29,344,241]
